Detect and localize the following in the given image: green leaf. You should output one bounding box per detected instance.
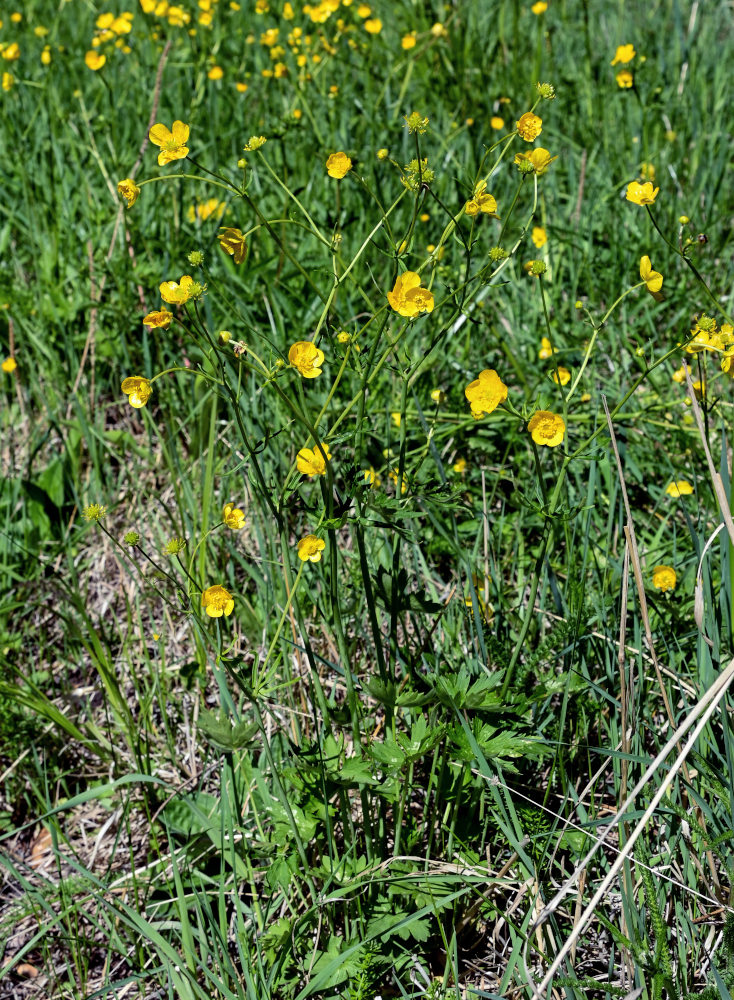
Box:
[197,708,259,751]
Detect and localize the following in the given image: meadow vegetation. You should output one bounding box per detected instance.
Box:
[2,0,734,997]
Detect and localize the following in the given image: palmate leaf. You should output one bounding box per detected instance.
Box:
[449,717,550,769]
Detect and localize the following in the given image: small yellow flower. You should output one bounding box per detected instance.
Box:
[639,163,656,184]
[452,457,467,474]
[363,467,382,487]
[244,135,267,151]
[121,376,153,408]
[160,275,195,304]
[464,180,498,218]
[82,503,107,521]
[616,70,633,88]
[364,17,382,33]
[528,410,565,447]
[639,255,663,294]
[514,147,557,175]
[391,411,401,428]
[611,43,636,65]
[85,50,106,70]
[401,32,417,50]
[490,116,504,130]
[187,198,226,223]
[626,181,658,206]
[117,178,141,208]
[222,502,246,529]
[288,341,325,378]
[201,584,235,618]
[651,565,676,592]
[538,336,556,360]
[430,388,446,404]
[208,64,223,79]
[148,120,190,166]
[551,366,570,386]
[2,356,17,373]
[387,271,435,317]
[218,228,248,264]
[376,147,389,160]
[516,112,542,141]
[532,226,547,248]
[297,442,332,477]
[531,1,548,12]
[464,369,508,418]
[326,151,352,178]
[297,534,325,562]
[143,309,173,329]
[666,480,693,497]
[2,72,13,91]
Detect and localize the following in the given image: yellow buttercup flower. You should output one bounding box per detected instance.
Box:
[121,376,153,408]
[364,17,382,33]
[288,341,325,378]
[188,198,226,223]
[2,356,17,373]
[401,31,417,49]
[532,226,547,248]
[465,180,498,218]
[651,565,676,592]
[143,309,173,329]
[531,1,548,13]
[218,228,248,264]
[464,369,508,418]
[666,480,693,497]
[326,151,352,178]
[201,584,235,618]
[514,147,557,175]
[222,502,246,529]
[551,366,570,386]
[611,44,635,65]
[640,255,663,294]
[297,534,325,562]
[616,70,633,88]
[85,50,106,70]
[387,271,435,317]
[160,275,195,304]
[528,410,565,447]
[243,135,267,151]
[516,112,542,141]
[626,181,658,206]
[117,177,141,208]
[148,120,190,166]
[490,116,504,130]
[297,443,332,477]
[538,336,556,360]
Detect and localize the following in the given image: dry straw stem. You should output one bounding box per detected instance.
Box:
[524,654,734,998]
[682,360,734,548]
